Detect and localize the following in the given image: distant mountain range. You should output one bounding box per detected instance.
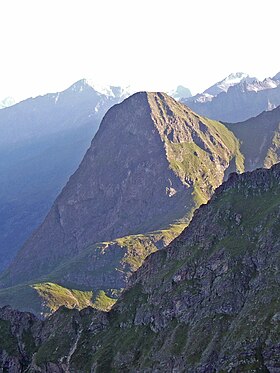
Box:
[183,72,280,122]
[0,80,130,270]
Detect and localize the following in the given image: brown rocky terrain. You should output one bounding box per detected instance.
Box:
[1,92,243,287]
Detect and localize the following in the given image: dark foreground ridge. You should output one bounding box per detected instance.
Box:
[1,163,280,372]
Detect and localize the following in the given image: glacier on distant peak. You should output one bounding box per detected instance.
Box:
[81,79,132,99]
[203,72,254,96]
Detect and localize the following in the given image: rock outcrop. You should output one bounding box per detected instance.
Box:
[1,163,280,372]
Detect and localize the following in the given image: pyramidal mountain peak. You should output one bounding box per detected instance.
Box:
[1,91,243,288]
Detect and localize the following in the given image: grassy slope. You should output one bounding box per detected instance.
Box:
[0,97,246,316]
[0,224,184,317]
[0,282,116,317]
[67,168,280,372]
[1,166,280,372]
[148,93,244,206]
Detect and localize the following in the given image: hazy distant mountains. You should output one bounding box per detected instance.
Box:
[168,85,192,100]
[0,80,130,270]
[183,72,280,122]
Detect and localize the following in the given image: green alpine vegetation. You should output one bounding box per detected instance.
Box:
[0,92,246,315]
[1,94,280,318]
[0,282,116,317]
[0,224,184,317]
[0,163,280,371]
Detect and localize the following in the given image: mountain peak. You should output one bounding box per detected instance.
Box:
[69,79,132,99]
[2,91,243,287]
[203,72,254,96]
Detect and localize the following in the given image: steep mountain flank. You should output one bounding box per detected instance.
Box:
[226,105,280,171]
[1,163,280,372]
[1,92,243,287]
[0,80,127,270]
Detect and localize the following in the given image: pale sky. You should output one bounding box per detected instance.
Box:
[1,0,279,101]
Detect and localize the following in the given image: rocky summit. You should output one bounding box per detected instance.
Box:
[1,92,243,288]
[0,163,280,372]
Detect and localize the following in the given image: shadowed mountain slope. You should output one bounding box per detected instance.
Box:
[1,92,243,287]
[1,163,280,371]
[226,105,280,171]
[0,80,128,270]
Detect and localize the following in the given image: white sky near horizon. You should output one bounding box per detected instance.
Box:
[0,0,279,102]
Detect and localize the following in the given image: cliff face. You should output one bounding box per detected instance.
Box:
[2,92,242,287]
[1,163,280,372]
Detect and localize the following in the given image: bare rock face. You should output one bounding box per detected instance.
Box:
[1,163,280,372]
[2,92,242,286]
[0,306,38,371]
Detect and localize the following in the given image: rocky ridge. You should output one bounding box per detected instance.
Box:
[2,94,280,318]
[0,163,280,371]
[1,92,243,288]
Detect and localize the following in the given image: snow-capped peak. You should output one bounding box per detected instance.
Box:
[0,96,16,109]
[245,77,279,92]
[71,79,133,99]
[203,72,254,96]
